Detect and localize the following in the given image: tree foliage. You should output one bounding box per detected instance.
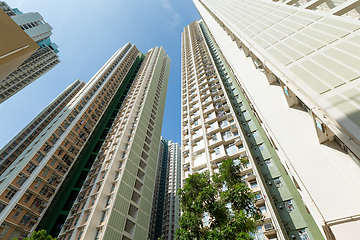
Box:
[176,158,262,240]
[13,230,57,240]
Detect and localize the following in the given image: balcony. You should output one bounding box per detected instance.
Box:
[263,222,276,236]
[230,125,237,133]
[234,138,242,146]
[245,172,256,182]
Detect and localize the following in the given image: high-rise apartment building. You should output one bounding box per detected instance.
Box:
[0,80,85,175]
[148,137,180,240]
[182,19,323,240]
[0,1,60,104]
[185,0,360,239]
[0,6,39,81]
[0,43,170,240]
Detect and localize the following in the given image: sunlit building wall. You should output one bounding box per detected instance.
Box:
[0,1,60,103]
[191,0,360,239]
[181,20,324,240]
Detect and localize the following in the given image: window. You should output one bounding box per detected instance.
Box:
[94,229,101,240]
[16,175,27,186]
[84,212,90,222]
[74,217,79,226]
[225,143,238,155]
[214,147,220,155]
[34,180,41,189]
[50,158,57,166]
[42,168,50,177]
[298,229,310,240]
[24,193,33,203]
[0,224,10,238]
[265,159,273,167]
[259,144,266,151]
[27,164,36,174]
[219,120,228,128]
[195,129,201,136]
[222,131,232,141]
[50,136,58,144]
[39,186,49,195]
[217,110,225,118]
[43,144,52,152]
[259,205,267,214]
[110,184,116,193]
[100,211,106,223]
[194,120,198,126]
[195,140,204,149]
[252,225,265,240]
[20,214,31,225]
[105,197,112,207]
[250,181,258,189]
[284,200,295,212]
[36,153,45,162]
[57,128,64,136]
[273,177,282,188]
[114,172,119,180]
[13,209,21,219]
[5,187,17,200]
[211,134,217,142]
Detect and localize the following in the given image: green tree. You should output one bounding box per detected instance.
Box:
[175,158,262,240]
[13,230,56,240]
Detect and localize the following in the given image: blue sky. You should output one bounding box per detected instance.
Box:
[0,0,200,147]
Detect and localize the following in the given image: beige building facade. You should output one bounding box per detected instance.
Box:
[0,6,39,82]
[0,43,142,239]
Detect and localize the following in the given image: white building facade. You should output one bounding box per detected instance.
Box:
[182,19,325,240]
[192,0,360,239]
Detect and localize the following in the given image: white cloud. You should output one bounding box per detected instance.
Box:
[158,0,181,27]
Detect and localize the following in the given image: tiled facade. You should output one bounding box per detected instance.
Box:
[0,43,141,239]
[0,80,85,175]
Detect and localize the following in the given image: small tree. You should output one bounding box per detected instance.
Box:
[176,158,262,240]
[13,230,56,240]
